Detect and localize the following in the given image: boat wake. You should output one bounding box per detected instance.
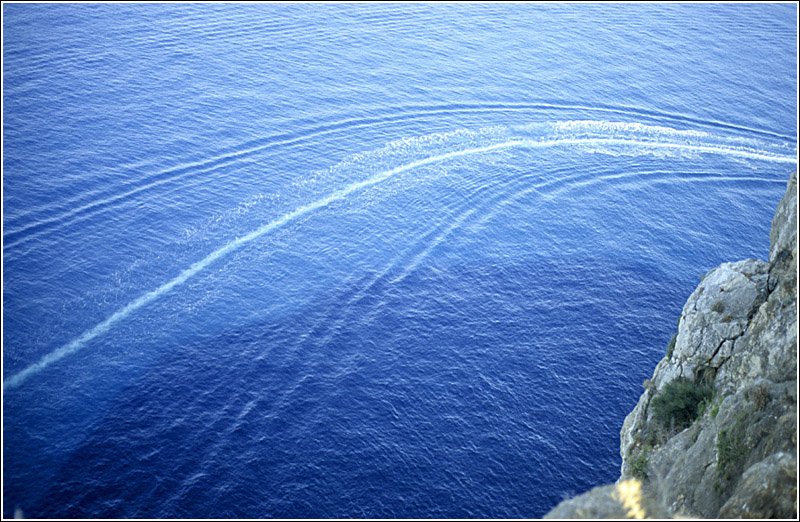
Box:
[4,120,796,390]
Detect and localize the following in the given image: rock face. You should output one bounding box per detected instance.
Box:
[544,481,671,520]
[546,172,797,519]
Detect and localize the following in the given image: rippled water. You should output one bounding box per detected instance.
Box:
[3,3,797,518]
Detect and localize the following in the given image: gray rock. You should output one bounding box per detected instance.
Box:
[637,379,796,517]
[544,481,670,519]
[719,452,797,519]
[651,259,769,392]
[619,171,797,517]
[544,484,632,519]
[547,172,797,519]
[769,170,797,267]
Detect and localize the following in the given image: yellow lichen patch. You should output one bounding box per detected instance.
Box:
[615,479,647,519]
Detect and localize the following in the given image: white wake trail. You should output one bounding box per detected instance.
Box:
[5,137,796,390]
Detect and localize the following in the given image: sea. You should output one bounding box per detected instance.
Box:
[2,3,797,518]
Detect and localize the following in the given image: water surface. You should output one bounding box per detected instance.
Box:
[3,3,797,518]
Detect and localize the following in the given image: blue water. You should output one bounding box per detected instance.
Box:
[3,3,797,518]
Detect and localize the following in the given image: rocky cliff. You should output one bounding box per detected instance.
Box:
[546,172,797,519]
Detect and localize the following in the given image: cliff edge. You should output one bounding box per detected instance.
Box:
[546,172,797,519]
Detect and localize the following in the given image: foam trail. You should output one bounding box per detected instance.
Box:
[4,113,794,248]
[530,138,797,164]
[4,137,796,390]
[302,163,550,350]
[2,141,522,390]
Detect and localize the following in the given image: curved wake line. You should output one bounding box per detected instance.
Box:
[4,137,796,390]
[5,102,794,245]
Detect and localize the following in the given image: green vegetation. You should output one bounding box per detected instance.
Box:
[696,365,715,385]
[651,378,713,432]
[711,300,726,314]
[716,414,749,484]
[697,398,709,417]
[709,399,721,419]
[641,425,664,447]
[629,446,652,480]
[747,384,770,409]
[666,333,678,359]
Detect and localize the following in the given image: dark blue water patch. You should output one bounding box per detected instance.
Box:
[24,255,684,519]
[4,2,796,519]
[3,167,787,517]
[3,167,788,517]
